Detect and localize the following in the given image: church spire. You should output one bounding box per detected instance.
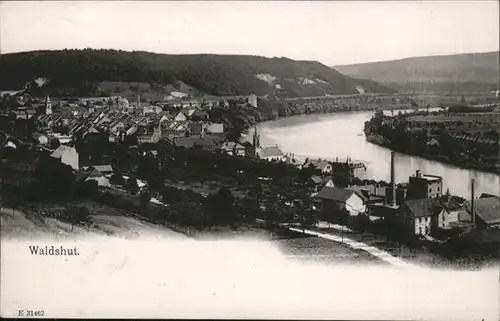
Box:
[45,96,52,115]
[252,126,260,150]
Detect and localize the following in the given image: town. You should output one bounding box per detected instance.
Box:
[1,88,499,268]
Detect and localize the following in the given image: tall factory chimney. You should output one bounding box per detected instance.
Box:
[471,179,475,224]
[391,151,396,207]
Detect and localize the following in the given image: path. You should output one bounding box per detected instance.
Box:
[287,226,421,269]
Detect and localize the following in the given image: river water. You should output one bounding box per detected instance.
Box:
[255,109,500,199]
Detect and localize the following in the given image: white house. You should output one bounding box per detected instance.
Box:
[50,145,79,170]
[257,146,286,162]
[400,199,443,236]
[206,123,224,134]
[248,94,258,108]
[85,175,111,187]
[315,186,366,217]
[175,111,188,122]
[303,159,333,174]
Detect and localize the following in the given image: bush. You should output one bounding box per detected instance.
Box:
[62,205,91,230]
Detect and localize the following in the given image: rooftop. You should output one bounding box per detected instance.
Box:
[421,175,442,182]
[315,186,366,202]
[258,146,284,158]
[403,198,443,218]
[466,198,500,225]
[304,159,330,170]
[50,145,77,159]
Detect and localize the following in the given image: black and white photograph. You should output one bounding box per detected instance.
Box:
[0,1,499,319]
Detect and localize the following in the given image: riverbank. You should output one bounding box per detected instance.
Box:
[253,110,499,198]
[365,134,500,175]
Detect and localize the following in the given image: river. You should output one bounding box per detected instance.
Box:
[254,109,500,199]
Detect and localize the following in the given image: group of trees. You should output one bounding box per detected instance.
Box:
[0,49,394,98]
[364,109,499,172]
[0,114,38,140]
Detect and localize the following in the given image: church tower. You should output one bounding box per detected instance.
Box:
[252,126,260,155]
[45,96,52,115]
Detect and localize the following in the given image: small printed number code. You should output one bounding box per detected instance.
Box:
[18,310,45,317]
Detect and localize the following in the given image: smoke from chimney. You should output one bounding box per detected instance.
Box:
[391,151,396,207]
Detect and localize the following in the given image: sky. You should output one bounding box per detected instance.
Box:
[1,1,498,66]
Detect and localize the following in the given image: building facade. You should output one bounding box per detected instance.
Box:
[407,170,443,199]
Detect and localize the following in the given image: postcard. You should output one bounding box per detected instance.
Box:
[1,1,499,320]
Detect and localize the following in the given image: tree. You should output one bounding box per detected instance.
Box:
[125,176,139,194]
[34,157,76,200]
[351,214,371,241]
[63,205,91,231]
[299,208,317,232]
[236,197,262,222]
[77,179,98,198]
[204,187,235,225]
[139,189,151,214]
[110,172,125,186]
[49,138,61,150]
[336,208,350,241]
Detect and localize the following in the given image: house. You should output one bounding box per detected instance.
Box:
[330,157,367,181]
[248,94,258,108]
[434,194,471,230]
[182,107,196,117]
[315,186,367,216]
[173,136,225,152]
[257,146,286,162]
[303,159,332,174]
[399,199,439,236]
[50,145,79,170]
[465,197,500,228]
[12,109,36,120]
[174,111,187,122]
[348,183,388,204]
[398,198,456,236]
[407,170,443,199]
[310,175,324,193]
[310,175,334,193]
[121,175,147,191]
[33,132,49,145]
[159,114,173,124]
[205,123,224,134]
[187,122,205,137]
[218,141,246,156]
[190,109,209,121]
[83,165,114,176]
[85,175,111,187]
[323,176,335,188]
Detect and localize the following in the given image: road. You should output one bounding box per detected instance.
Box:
[286,226,421,269]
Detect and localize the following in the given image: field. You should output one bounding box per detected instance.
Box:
[274,235,387,265]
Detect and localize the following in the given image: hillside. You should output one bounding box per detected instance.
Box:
[334,51,500,94]
[0,49,394,99]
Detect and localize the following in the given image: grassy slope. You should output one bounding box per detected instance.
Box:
[0,205,185,240]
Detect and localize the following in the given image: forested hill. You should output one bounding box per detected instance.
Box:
[0,49,394,98]
[334,51,500,94]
